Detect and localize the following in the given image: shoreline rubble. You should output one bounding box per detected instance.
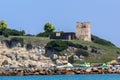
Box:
[0,67,120,76]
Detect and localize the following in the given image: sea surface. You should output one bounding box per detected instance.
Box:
[0,74,120,80]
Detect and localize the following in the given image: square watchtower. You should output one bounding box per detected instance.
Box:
[76,22,91,41]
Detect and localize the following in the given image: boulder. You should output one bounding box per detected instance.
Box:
[51,54,58,60]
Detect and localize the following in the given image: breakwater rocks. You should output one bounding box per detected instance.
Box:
[0,67,120,76]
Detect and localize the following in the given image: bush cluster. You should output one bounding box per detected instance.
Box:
[0,28,25,37]
[66,41,88,50]
[68,56,74,64]
[67,41,83,48]
[4,37,24,48]
[36,32,55,37]
[91,35,115,46]
[36,32,49,37]
[75,49,89,57]
[2,60,8,65]
[26,43,33,50]
[91,48,97,53]
[45,40,68,52]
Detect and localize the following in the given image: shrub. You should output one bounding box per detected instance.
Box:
[67,41,83,49]
[26,43,33,50]
[45,40,68,52]
[1,28,26,36]
[3,30,9,37]
[91,35,115,46]
[3,39,12,48]
[11,37,24,42]
[2,60,8,65]
[83,46,88,50]
[25,34,34,36]
[68,56,74,64]
[75,49,89,57]
[91,48,97,53]
[117,51,120,54]
[36,32,55,37]
[36,32,49,37]
[4,37,24,48]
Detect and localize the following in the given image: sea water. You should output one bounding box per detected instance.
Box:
[0,74,120,80]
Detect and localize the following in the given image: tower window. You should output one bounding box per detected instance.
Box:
[82,26,86,28]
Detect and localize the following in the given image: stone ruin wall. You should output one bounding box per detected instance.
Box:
[76,22,91,41]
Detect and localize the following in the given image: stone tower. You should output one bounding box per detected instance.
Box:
[76,22,91,41]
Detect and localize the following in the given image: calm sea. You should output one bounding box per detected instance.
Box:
[0,74,120,80]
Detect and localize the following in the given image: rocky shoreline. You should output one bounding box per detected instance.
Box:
[0,67,120,76]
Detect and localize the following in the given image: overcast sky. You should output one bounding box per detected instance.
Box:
[0,0,120,47]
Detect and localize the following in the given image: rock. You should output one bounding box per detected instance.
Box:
[56,60,62,65]
[86,68,92,72]
[21,54,29,60]
[59,56,67,60]
[56,59,67,65]
[79,55,85,59]
[92,68,98,72]
[29,54,38,61]
[6,54,16,60]
[65,71,75,75]
[17,70,24,76]
[51,54,58,60]
[73,55,79,60]
[39,70,46,75]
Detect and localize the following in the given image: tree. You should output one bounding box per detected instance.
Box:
[0,20,8,35]
[20,30,25,36]
[44,22,55,37]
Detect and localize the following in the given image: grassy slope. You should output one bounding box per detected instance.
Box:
[0,36,50,45]
[71,40,120,63]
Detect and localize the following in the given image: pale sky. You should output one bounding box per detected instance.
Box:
[0,0,120,47]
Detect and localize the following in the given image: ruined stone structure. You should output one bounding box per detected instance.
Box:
[76,22,91,41]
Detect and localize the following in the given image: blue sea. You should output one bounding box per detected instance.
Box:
[0,74,120,80]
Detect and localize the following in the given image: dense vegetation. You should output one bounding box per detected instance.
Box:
[4,37,24,48]
[91,35,115,46]
[0,20,25,37]
[67,41,88,50]
[36,32,55,37]
[75,49,89,57]
[68,56,74,64]
[0,28,25,37]
[26,43,33,50]
[4,29,25,36]
[36,32,49,37]
[45,40,68,52]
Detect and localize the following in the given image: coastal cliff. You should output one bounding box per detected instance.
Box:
[0,36,54,68]
[0,36,120,68]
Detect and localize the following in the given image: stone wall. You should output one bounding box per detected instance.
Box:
[76,22,91,41]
